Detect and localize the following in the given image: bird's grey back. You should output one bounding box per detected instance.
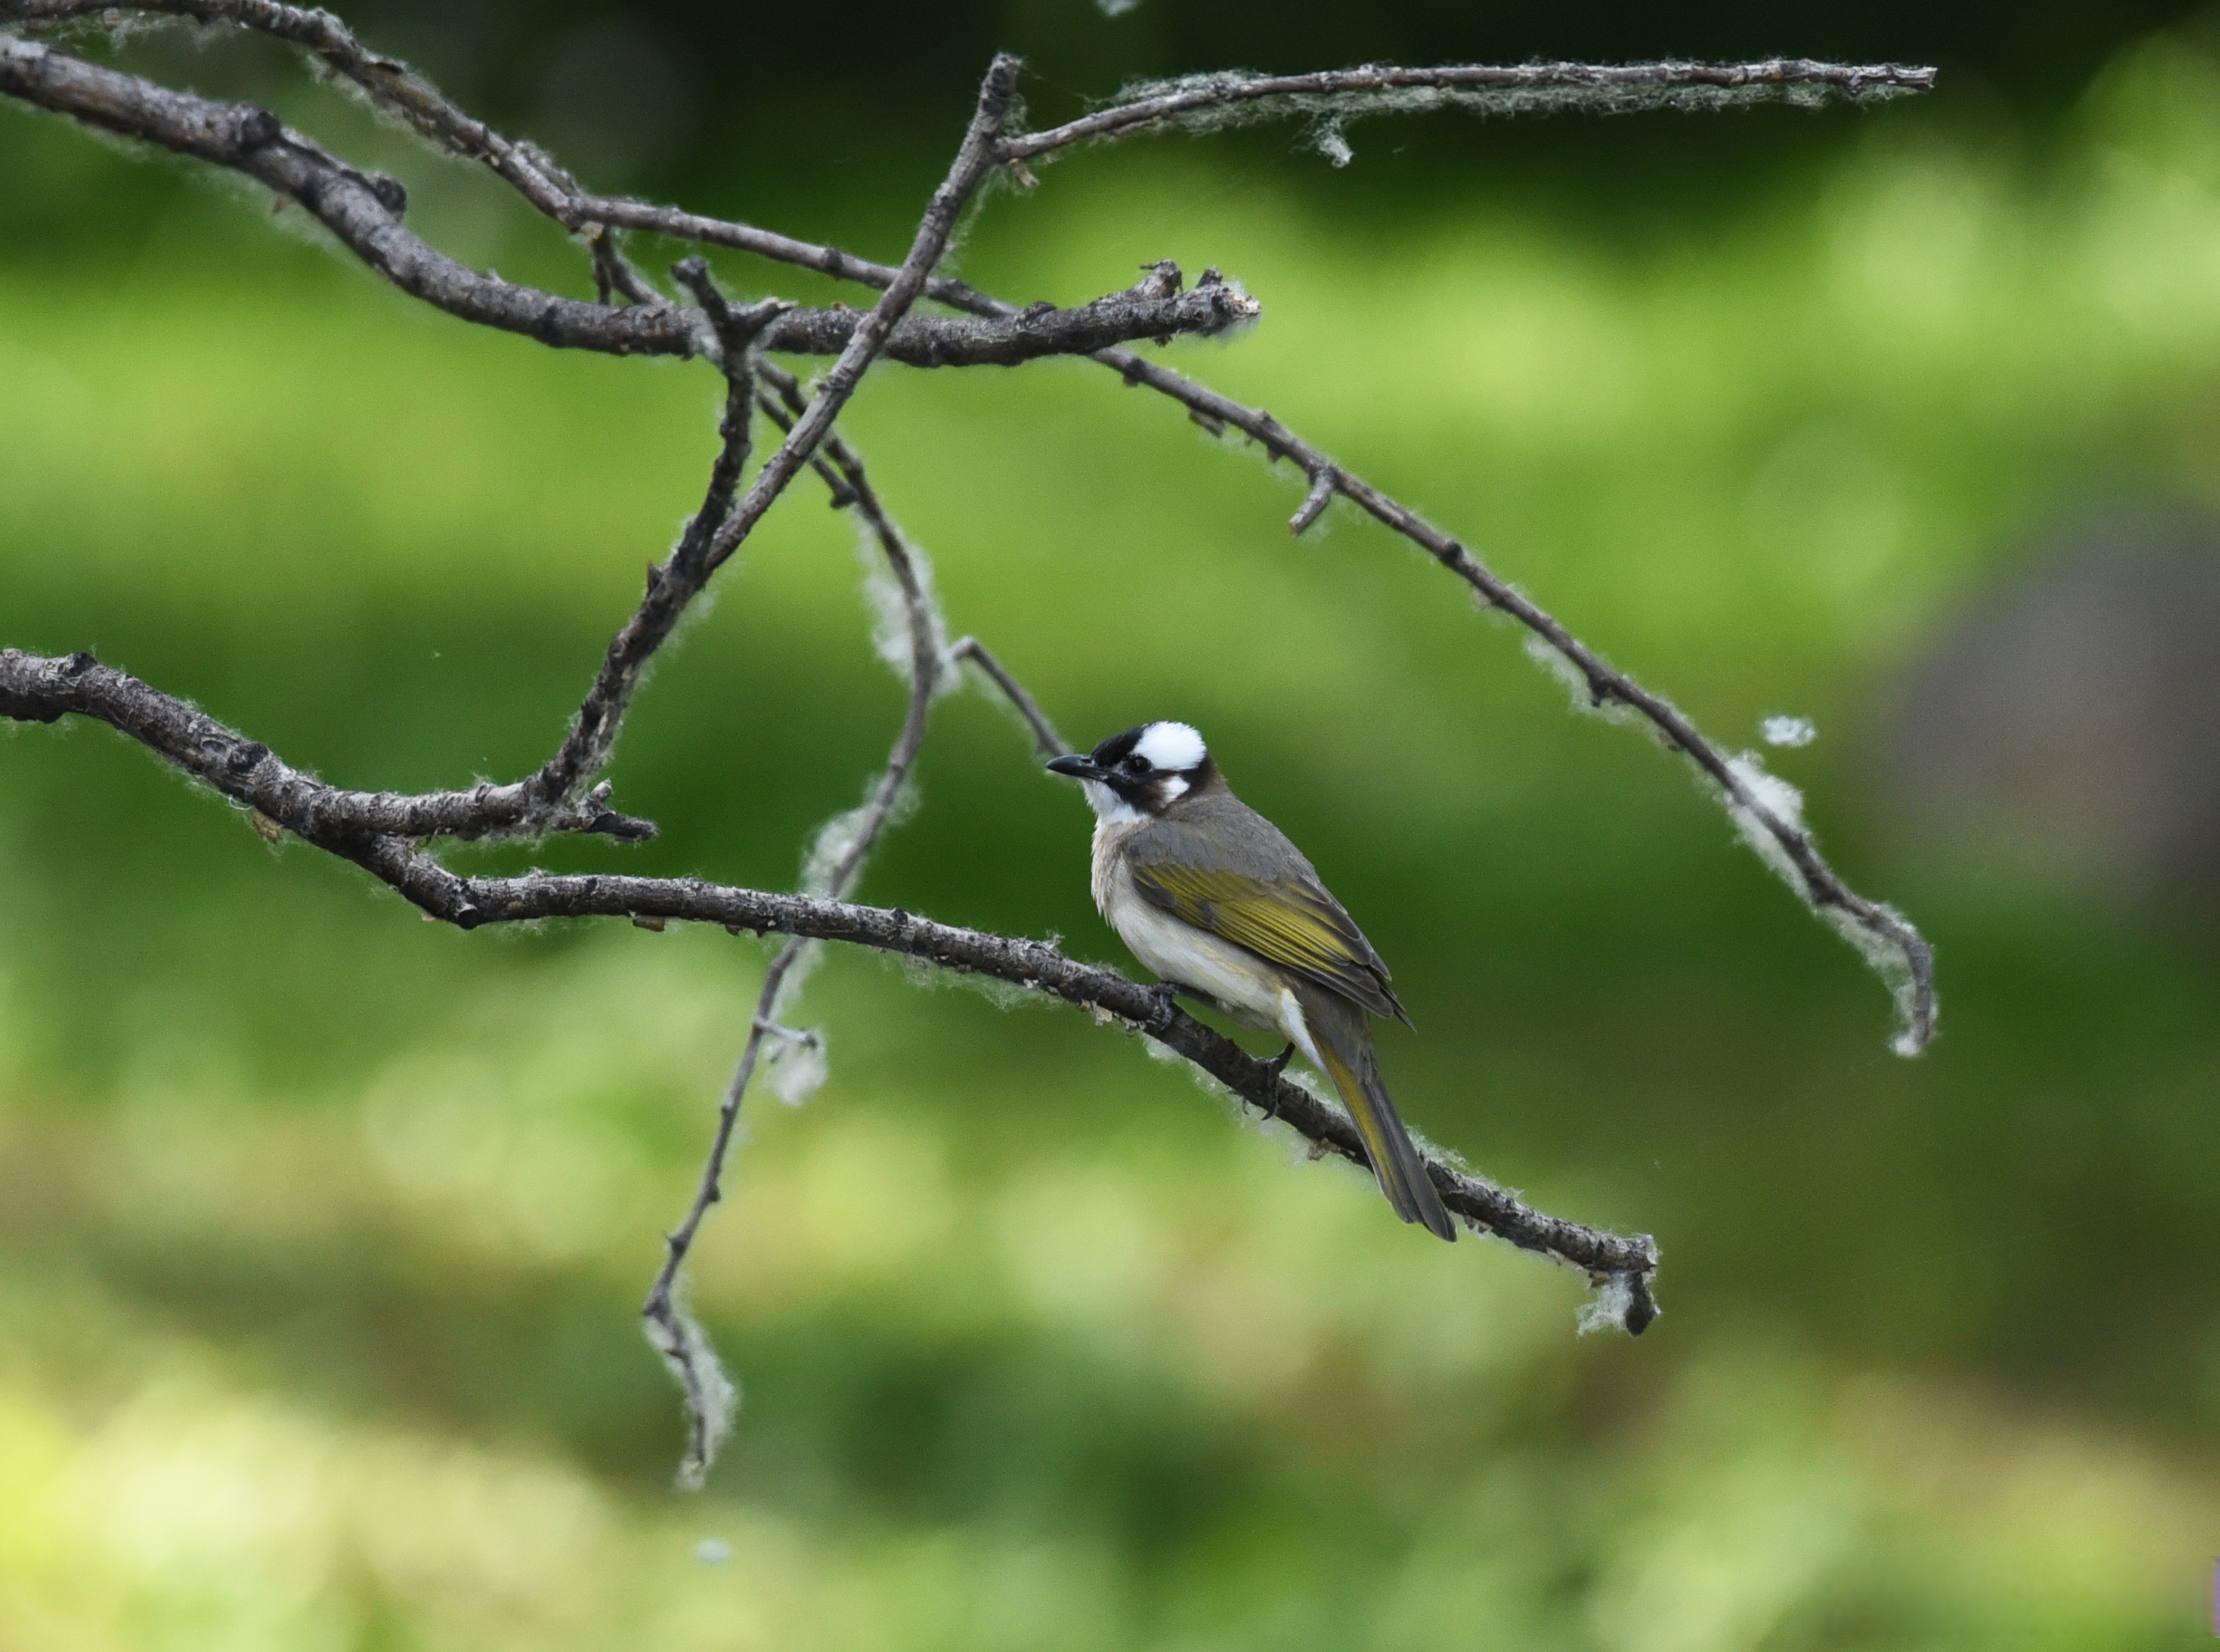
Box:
[1134,787,1319,884]
[1127,787,1397,995]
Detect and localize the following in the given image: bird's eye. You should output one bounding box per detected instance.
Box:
[1123,755,1149,774]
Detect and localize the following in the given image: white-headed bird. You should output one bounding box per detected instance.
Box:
[1049,722,1457,1241]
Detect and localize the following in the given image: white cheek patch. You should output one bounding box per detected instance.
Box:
[1155,775,1190,805]
[1134,722,1207,773]
[1081,779,1146,824]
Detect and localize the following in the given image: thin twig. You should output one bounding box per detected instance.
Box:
[1096,353,1938,1050]
[629,269,796,1486]
[637,298,961,1485]
[999,60,1938,160]
[536,335,765,820]
[951,638,1070,759]
[587,223,662,307]
[1289,468,1338,536]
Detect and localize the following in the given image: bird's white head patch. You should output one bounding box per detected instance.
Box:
[1133,721,1207,773]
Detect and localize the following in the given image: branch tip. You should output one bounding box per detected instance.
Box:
[1289,469,1337,534]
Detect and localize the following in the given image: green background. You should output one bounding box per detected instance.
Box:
[3,6,2220,1647]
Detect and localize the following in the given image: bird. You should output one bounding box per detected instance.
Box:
[1047,721,1457,1241]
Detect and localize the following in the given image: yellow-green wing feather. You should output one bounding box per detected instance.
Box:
[1127,860,1405,1022]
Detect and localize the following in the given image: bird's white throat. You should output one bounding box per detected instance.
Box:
[1080,779,1146,824]
[1079,773,1188,824]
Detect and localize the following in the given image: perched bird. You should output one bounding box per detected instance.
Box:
[1048,722,1457,1241]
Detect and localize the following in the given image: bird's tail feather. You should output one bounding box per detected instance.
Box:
[1298,987,1457,1242]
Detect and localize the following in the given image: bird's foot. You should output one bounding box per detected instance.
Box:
[1148,981,1181,1026]
[1258,1042,1296,1117]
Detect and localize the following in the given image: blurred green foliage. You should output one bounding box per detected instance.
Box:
[4,10,2220,1648]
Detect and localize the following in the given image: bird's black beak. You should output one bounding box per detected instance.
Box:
[1045,753,1100,780]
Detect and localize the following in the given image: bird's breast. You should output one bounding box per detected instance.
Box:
[1088,817,1141,921]
[1091,827,1289,1034]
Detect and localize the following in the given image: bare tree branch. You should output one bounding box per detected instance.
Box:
[0,33,663,353]
[683,54,1015,595]
[0,645,666,842]
[0,643,1665,1316]
[4,0,1013,308]
[0,36,1253,364]
[998,60,1938,161]
[5,0,589,212]
[770,275,1262,364]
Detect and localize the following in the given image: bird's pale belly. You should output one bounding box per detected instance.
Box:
[1091,824,1320,1062]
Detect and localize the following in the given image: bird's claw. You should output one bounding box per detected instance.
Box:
[1148,981,1181,1026]
[1258,1041,1296,1118]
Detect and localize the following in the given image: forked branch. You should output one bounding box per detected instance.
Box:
[0,644,1662,1309]
[0,35,1252,364]
[639,275,968,1485]
[0,7,1950,1486]
[9,0,1935,1048]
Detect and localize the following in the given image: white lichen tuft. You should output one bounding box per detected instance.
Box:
[763,1023,829,1106]
[1823,901,1932,1058]
[801,801,869,897]
[1576,1272,1639,1336]
[1523,633,1641,726]
[1720,753,1931,1055]
[894,952,1038,1009]
[856,525,956,698]
[1761,714,1817,747]
[1723,752,1812,899]
[644,1290,739,1491]
[1307,117,1354,167]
